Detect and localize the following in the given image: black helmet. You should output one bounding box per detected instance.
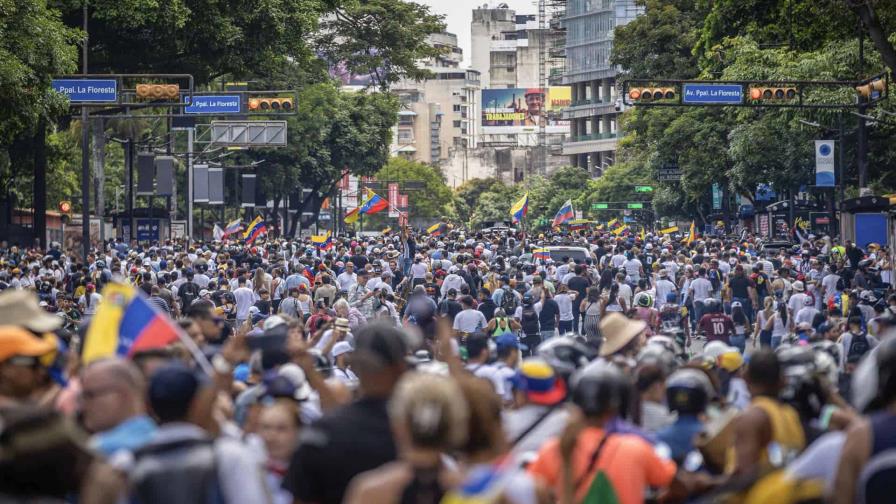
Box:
[665,368,713,415]
[536,335,597,380]
[309,349,333,378]
[570,362,631,417]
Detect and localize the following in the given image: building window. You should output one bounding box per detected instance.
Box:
[453,120,462,128]
[453,104,461,112]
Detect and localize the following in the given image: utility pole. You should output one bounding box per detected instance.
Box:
[80,0,90,259]
[857,20,869,191]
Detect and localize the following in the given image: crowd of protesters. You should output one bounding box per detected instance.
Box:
[1,225,895,504]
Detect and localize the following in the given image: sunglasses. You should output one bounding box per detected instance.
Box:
[5,355,41,368]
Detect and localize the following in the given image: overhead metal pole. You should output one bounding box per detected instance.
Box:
[80,0,90,259]
[187,127,194,242]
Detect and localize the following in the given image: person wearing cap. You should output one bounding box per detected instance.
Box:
[503,357,568,453]
[0,325,56,408]
[492,332,526,404]
[127,362,271,503]
[331,341,358,387]
[283,322,408,504]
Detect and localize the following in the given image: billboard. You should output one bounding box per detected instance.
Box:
[481,87,570,134]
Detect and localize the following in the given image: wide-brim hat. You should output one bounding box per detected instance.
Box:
[0,290,61,333]
[598,313,646,357]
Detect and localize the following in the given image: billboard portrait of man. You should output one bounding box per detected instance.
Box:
[523,88,545,127]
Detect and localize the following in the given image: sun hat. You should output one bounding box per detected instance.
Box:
[598,313,647,357]
[0,290,61,333]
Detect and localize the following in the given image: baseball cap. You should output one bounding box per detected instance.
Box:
[263,315,286,331]
[495,332,527,352]
[0,326,55,363]
[512,358,567,406]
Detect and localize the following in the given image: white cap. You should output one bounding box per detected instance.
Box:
[332,341,353,358]
[263,315,286,331]
[277,363,312,401]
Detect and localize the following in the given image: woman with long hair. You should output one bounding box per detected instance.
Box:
[580,286,603,340]
[253,266,270,293]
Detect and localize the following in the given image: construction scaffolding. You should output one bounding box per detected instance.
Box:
[538,0,567,174]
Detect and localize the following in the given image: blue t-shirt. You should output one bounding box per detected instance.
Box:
[91,414,157,456]
[657,414,703,462]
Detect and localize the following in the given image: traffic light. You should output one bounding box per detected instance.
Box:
[856,78,886,101]
[628,87,676,102]
[248,97,294,112]
[58,201,72,224]
[135,84,180,101]
[748,87,797,101]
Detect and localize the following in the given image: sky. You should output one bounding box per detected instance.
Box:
[418,0,535,67]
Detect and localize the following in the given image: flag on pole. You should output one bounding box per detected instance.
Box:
[510,192,529,224]
[612,225,628,236]
[243,216,267,244]
[607,218,620,229]
[360,188,389,215]
[213,224,224,241]
[82,282,181,365]
[639,227,646,241]
[223,218,242,236]
[552,200,574,227]
[686,221,696,245]
[659,226,679,235]
[344,207,360,224]
[311,231,333,250]
[381,226,392,235]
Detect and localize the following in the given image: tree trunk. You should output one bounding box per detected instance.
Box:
[849,1,896,73]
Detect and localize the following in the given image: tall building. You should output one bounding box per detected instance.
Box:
[389,32,480,179]
[552,0,642,176]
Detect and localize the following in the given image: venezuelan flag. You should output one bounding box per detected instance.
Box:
[659,225,679,235]
[686,220,696,245]
[311,231,333,250]
[510,192,528,224]
[360,188,389,215]
[82,283,181,365]
[533,248,550,260]
[427,222,448,237]
[552,199,574,227]
[223,218,242,236]
[344,207,360,224]
[243,216,267,243]
[607,218,620,229]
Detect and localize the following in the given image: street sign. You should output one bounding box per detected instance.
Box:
[185,95,241,114]
[210,121,287,146]
[657,163,681,182]
[592,203,609,210]
[681,83,743,105]
[712,183,722,210]
[627,203,644,209]
[52,78,118,103]
[634,185,654,193]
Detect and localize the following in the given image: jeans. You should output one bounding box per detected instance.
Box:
[558,320,573,334]
[771,335,782,350]
[693,300,706,322]
[730,334,746,354]
[541,329,555,342]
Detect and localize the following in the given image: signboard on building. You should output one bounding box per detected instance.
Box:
[481,87,571,134]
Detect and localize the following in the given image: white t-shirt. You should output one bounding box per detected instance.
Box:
[654,279,676,308]
[336,271,357,292]
[79,292,103,315]
[466,363,505,397]
[555,293,574,321]
[617,283,633,309]
[788,293,809,315]
[821,273,840,302]
[453,309,488,334]
[690,277,713,302]
[623,258,643,279]
[410,262,428,279]
[232,287,257,319]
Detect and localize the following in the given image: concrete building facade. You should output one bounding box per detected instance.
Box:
[553,0,642,176]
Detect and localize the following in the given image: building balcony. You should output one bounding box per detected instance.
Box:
[561,99,617,119]
[562,132,617,155]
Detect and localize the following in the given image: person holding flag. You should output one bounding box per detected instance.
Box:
[552,199,574,228]
[243,216,267,244]
[360,188,389,215]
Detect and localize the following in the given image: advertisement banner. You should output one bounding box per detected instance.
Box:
[481,87,570,134]
[815,140,835,187]
[388,183,400,218]
[398,194,409,227]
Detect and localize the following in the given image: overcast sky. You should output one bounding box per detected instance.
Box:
[418,0,536,66]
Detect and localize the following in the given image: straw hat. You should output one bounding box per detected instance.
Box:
[0,290,61,333]
[598,313,646,357]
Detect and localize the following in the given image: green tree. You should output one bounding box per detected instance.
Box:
[0,0,79,207]
[375,157,454,220]
[611,0,703,79]
[316,0,446,91]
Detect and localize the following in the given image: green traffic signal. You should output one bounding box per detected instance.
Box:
[634,185,653,192]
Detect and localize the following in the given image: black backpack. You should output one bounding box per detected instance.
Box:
[520,306,540,336]
[847,332,871,365]
[500,286,518,314]
[179,282,200,307]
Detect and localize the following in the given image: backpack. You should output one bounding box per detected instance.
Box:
[179,282,200,307]
[708,269,721,291]
[499,286,518,314]
[847,332,871,365]
[130,438,224,504]
[520,306,540,336]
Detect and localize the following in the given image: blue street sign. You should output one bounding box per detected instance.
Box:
[682,83,743,104]
[184,95,242,114]
[51,79,118,102]
[135,219,160,241]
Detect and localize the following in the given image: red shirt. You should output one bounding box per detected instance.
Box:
[698,313,735,343]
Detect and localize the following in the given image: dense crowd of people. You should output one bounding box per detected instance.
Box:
[0,226,895,503]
